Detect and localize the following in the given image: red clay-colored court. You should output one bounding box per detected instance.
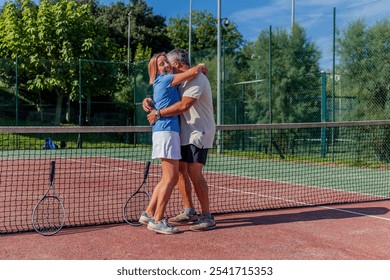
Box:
[1,200,389,260]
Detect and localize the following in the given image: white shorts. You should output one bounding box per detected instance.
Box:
[152,131,181,160]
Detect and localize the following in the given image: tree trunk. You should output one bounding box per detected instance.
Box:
[65,95,71,123]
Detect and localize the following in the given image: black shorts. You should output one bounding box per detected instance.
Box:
[180,144,209,165]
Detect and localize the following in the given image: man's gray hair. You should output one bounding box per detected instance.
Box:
[167,49,190,66]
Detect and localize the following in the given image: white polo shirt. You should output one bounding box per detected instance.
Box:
[177,73,215,149]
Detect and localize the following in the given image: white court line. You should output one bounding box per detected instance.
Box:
[67,158,160,177]
[212,185,390,222]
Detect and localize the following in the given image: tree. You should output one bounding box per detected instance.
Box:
[338,19,390,120]
[96,0,172,62]
[337,19,390,162]
[245,24,321,125]
[0,0,115,124]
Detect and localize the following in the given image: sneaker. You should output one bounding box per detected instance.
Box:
[139,212,153,225]
[147,219,179,235]
[168,209,198,225]
[189,214,216,231]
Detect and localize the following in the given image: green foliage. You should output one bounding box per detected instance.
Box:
[0,0,115,124]
[0,1,27,57]
[337,19,390,162]
[134,43,152,62]
[96,0,172,61]
[338,19,390,120]
[244,24,321,125]
[166,16,187,49]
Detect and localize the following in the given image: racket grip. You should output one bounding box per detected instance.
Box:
[143,161,151,180]
[50,161,56,182]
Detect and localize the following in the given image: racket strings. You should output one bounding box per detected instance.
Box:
[123,192,150,225]
[33,196,65,234]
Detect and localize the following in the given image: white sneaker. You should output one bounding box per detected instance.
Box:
[147,219,179,235]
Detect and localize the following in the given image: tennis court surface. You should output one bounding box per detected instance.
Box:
[1,200,390,260]
[1,122,390,261]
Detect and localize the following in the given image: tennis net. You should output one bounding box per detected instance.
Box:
[1,121,390,233]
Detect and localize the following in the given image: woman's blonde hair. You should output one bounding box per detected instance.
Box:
[148,52,167,85]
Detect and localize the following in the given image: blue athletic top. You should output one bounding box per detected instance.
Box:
[152,73,180,133]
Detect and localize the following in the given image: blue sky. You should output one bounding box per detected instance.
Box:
[1,0,388,69]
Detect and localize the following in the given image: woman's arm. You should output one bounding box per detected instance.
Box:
[171,63,205,86]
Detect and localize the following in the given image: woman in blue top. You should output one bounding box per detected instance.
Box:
[139,52,205,234]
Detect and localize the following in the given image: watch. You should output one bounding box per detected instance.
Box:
[155,110,160,120]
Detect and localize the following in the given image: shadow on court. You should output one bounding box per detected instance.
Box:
[215,206,389,229]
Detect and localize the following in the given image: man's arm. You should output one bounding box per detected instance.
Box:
[147,96,196,124]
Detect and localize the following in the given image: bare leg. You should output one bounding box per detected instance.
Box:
[187,162,210,214]
[152,159,179,221]
[144,182,159,217]
[177,162,194,209]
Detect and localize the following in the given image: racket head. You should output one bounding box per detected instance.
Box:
[32,195,65,236]
[123,191,150,226]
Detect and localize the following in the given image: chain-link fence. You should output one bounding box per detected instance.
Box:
[0,4,388,127]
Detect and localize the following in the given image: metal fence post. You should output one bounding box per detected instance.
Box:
[321,72,327,158]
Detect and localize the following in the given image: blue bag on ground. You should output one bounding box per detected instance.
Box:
[42,138,58,149]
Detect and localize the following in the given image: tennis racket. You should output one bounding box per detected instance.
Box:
[32,160,65,236]
[123,161,151,226]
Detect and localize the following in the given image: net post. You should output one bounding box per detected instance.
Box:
[15,55,19,149]
[77,58,83,149]
[268,25,273,156]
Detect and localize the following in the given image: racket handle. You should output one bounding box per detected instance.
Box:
[50,161,56,183]
[143,161,151,180]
